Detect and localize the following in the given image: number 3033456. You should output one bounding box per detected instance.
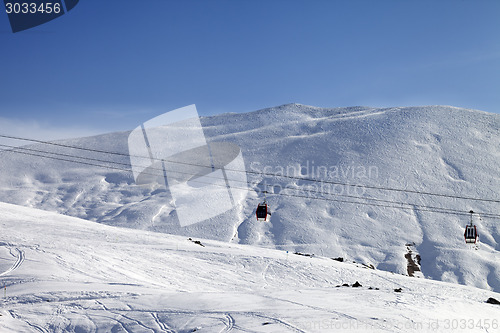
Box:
[5,2,61,14]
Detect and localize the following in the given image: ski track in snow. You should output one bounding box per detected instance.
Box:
[219,313,234,333]
[0,247,24,277]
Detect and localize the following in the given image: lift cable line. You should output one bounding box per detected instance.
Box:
[2,133,500,208]
[1,142,500,220]
[2,133,500,204]
[1,142,499,218]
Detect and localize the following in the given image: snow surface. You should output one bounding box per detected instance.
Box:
[1,202,499,332]
[0,104,499,296]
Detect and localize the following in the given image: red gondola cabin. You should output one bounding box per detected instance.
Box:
[464,225,478,244]
[256,203,270,222]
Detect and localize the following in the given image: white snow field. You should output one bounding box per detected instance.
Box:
[0,103,499,301]
[0,202,499,332]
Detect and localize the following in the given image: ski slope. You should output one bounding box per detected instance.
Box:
[0,202,499,332]
[0,104,499,294]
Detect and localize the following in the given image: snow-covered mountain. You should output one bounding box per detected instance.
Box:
[0,104,499,293]
[1,202,499,332]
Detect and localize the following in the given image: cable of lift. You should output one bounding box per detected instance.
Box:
[2,142,499,218]
[1,143,500,220]
[1,133,499,204]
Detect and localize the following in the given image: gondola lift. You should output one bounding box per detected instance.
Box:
[256,191,271,222]
[464,210,478,244]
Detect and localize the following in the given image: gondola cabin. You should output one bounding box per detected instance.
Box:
[464,225,478,244]
[256,203,270,222]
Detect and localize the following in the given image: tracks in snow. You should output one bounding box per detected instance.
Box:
[0,247,24,277]
[37,297,305,333]
[220,313,234,332]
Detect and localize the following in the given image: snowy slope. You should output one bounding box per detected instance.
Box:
[0,104,499,293]
[0,202,499,332]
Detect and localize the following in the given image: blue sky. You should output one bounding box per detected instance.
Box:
[0,0,499,138]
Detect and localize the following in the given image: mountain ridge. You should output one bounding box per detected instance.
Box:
[0,104,499,292]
